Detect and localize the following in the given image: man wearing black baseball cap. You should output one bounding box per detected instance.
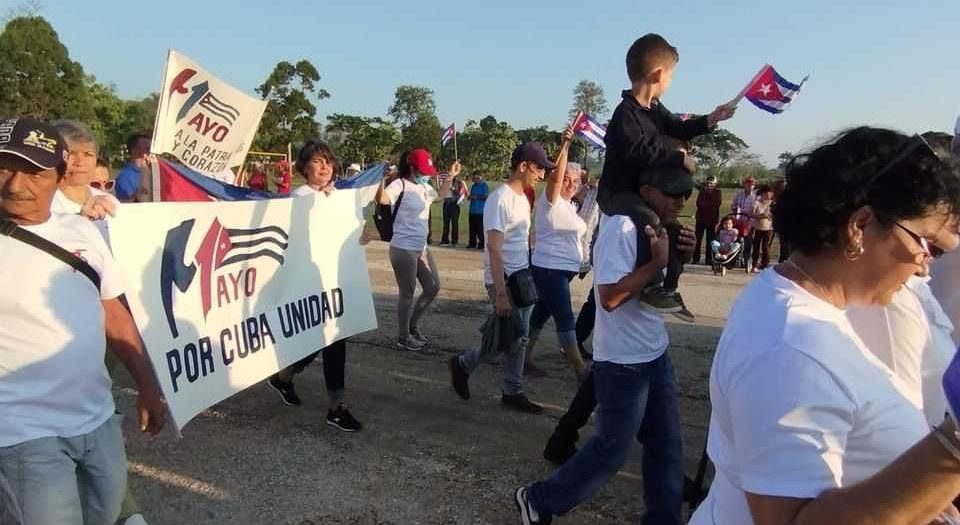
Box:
[0,117,166,524]
[518,162,696,524]
[449,141,561,414]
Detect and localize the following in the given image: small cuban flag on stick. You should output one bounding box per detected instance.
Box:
[572,111,607,149]
[441,123,457,159]
[732,64,809,114]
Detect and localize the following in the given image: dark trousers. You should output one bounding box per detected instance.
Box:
[440,199,461,245]
[741,231,753,268]
[575,288,596,353]
[752,230,774,269]
[693,221,716,264]
[530,357,683,523]
[778,231,791,262]
[289,339,347,394]
[467,213,484,248]
[600,192,683,292]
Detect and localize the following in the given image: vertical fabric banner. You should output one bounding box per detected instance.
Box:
[109,191,377,430]
[151,49,268,177]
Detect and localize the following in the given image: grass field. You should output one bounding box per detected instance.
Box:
[424,184,742,244]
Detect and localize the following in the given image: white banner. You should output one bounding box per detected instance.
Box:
[151,49,268,177]
[109,191,378,430]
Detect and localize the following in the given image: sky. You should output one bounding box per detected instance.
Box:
[14,0,960,165]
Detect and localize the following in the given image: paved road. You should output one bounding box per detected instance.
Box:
[121,242,751,524]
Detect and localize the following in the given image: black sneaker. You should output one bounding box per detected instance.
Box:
[670,292,696,323]
[636,285,683,314]
[449,356,470,400]
[268,375,302,407]
[542,433,578,465]
[326,404,363,432]
[515,486,551,525]
[501,392,544,414]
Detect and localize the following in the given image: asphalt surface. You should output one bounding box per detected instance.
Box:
[119,241,751,524]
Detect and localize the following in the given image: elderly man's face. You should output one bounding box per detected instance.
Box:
[0,155,59,224]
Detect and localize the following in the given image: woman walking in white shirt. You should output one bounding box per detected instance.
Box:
[378,149,455,351]
[690,127,960,525]
[524,128,588,378]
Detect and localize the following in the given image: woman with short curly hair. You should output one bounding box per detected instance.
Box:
[690,127,960,525]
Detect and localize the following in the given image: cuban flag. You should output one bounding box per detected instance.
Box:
[742,65,809,114]
[572,111,606,149]
[156,159,386,202]
[441,123,456,147]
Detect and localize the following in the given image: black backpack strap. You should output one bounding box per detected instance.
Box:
[0,219,101,292]
[392,179,405,220]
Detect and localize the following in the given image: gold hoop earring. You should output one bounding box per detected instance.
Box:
[844,240,865,261]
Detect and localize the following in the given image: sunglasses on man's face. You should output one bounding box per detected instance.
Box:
[90,180,115,191]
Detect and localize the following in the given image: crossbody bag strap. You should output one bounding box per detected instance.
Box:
[0,219,101,292]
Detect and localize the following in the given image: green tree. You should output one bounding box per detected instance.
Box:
[569,80,608,121]
[458,116,518,179]
[325,113,400,165]
[0,16,93,121]
[777,151,794,170]
[387,85,437,127]
[84,76,158,163]
[388,85,443,155]
[689,128,749,174]
[254,60,329,152]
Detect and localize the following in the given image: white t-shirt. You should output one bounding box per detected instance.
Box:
[847,276,955,426]
[51,187,117,243]
[290,184,335,197]
[689,269,929,525]
[0,213,125,447]
[384,178,437,252]
[930,250,960,345]
[531,192,586,273]
[591,214,669,364]
[483,184,531,285]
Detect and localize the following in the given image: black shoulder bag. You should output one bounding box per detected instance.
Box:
[0,219,101,291]
[374,179,405,241]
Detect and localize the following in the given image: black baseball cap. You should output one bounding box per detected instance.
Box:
[648,165,694,197]
[511,142,556,170]
[0,117,67,171]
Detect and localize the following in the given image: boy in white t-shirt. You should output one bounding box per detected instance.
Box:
[0,118,165,524]
[518,166,696,524]
[449,143,557,414]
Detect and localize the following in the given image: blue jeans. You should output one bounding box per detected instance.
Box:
[527,356,683,524]
[0,413,127,525]
[530,266,577,346]
[458,284,533,395]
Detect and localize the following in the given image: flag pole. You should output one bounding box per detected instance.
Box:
[729,64,770,107]
[453,125,458,161]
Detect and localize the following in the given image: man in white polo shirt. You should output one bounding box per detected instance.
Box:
[0,118,165,524]
[516,165,696,524]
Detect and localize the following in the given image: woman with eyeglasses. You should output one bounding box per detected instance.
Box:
[91,158,116,193]
[690,127,960,525]
[50,120,119,241]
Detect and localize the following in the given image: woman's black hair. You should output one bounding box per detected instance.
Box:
[775,126,960,256]
[295,140,339,177]
[397,150,414,179]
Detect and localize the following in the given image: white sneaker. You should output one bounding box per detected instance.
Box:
[124,514,149,525]
[397,337,425,351]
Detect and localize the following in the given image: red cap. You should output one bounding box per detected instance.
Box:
[407,149,437,176]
